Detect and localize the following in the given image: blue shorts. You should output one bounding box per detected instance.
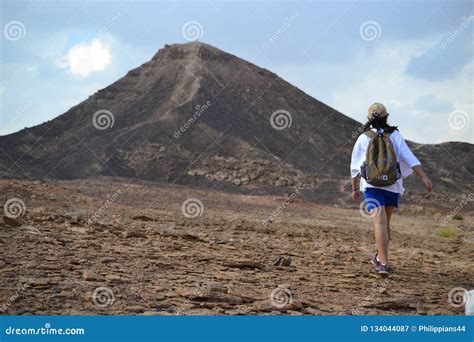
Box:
[363,188,399,212]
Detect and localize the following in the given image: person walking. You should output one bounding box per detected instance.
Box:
[350,103,433,276]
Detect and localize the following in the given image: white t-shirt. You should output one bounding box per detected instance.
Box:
[350,129,421,195]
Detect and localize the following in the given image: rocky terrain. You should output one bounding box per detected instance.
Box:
[0,41,472,316]
[1,179,472,315]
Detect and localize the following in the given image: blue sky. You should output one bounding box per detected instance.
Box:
[1,0,472,143]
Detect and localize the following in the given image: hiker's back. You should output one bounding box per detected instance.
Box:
[361,129,401,186]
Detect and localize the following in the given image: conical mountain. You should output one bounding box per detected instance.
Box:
[0,42,472,201]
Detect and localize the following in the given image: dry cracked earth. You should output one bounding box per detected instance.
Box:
[0,179,473,315]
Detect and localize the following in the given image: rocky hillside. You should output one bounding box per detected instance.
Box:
[0,42,472,202]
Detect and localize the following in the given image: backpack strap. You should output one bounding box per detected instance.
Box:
[364,129,392,138]
[363,130,376,139]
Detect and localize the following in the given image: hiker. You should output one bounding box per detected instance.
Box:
[350,103,433,275]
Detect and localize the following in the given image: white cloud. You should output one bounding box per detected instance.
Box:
[58,38,111,77]
[1,32,152,136]
[274,38,473,144]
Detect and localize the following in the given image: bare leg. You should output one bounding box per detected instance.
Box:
[385,206,395,242]
[372,206,389,264]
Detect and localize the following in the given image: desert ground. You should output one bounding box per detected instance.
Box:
[0,178,472,315]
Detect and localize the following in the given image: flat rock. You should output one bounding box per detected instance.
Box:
[68,227,87,234]
[362,299,419,311]
[100,257,117,264]
[82,270,103,281]
[226,285,264,302]
[131,215,155,222]
[30,278,53,287]
[178,287,243,304]
[122,230,147,239]
[105,274,124,283]
[251,299,303,312]
[222,259,267,271]
[3,216,23,227]
[125,306,144,313]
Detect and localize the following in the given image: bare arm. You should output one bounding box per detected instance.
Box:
[351,175,360,192]
[398,134,432,194]
[351,175,362,201]
[412,165,433,193]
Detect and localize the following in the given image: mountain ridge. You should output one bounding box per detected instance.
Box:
[0,42,472,204]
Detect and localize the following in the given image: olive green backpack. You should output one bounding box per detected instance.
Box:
[361,130,401,186]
